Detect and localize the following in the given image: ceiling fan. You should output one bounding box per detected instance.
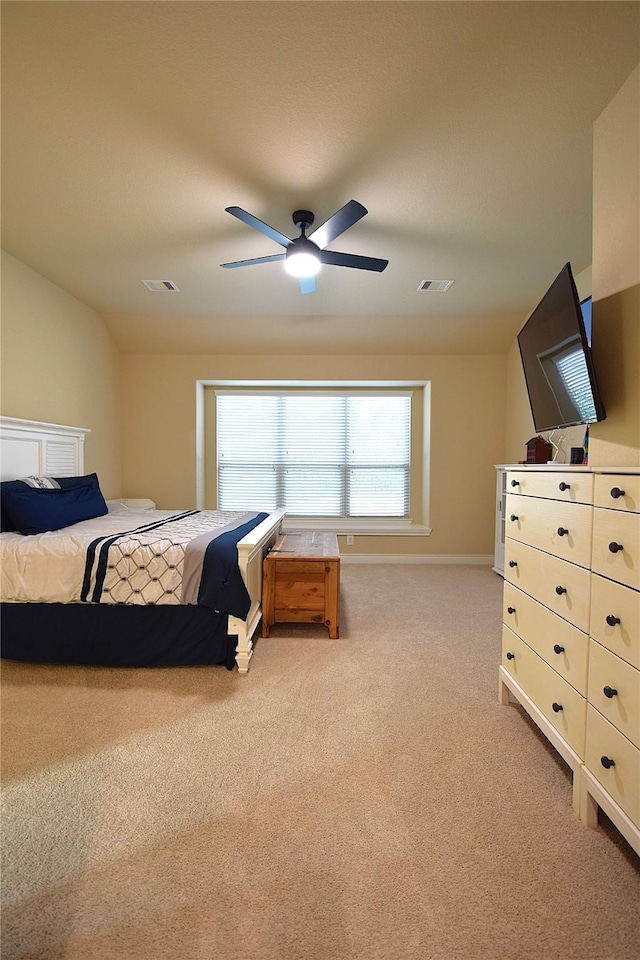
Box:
[220,199,388,294]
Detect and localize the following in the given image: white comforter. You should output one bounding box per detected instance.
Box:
[0,503,249,604]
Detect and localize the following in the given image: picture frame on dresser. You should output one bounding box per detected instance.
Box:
[497,464,639,856]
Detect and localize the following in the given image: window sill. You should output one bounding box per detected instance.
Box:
[282,519,431,536]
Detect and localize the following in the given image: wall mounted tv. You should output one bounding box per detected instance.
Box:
[517,262,606,432]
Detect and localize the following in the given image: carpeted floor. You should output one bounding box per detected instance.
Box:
[1,564,638,960]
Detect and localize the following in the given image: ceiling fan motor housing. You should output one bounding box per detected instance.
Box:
[293,210,315,232]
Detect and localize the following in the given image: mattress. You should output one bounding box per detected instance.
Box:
[0,502,264,611]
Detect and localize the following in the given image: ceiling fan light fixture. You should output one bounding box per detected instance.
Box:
[285,235,321,278]
[285,249,321,278]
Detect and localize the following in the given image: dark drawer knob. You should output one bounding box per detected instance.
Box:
[557,527,569,537]
[600,756,615,769]
[603,685,618,699]
[558,482,571,491]
[552,702,563,713]
[510,514,519,522]
[555,585,567,595]
[506,652,515,660]
[507,606,516,614]
[609,541,624,553]
[606,614,621,627]
[610,487,625,499]
[509,560,518,568]
[511,479,520,487]
[553,644,565,654]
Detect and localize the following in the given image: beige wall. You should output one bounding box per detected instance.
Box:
[589,66,640,468]
[592,66,639,303]
[119,353,506,557]
[504,66,640,469]
[0,251,122,496]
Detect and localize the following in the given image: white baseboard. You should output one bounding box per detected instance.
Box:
[341,554,494,565]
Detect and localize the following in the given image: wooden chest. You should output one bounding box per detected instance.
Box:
[261,532,340,639]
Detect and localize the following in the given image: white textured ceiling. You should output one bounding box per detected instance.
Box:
[2,1,638,355]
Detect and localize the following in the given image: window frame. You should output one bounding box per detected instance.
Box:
[196,379,432,536]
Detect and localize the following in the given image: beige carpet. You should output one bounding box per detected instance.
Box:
[1,564,638,960]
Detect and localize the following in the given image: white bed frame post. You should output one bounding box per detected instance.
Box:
[231,508,286,673]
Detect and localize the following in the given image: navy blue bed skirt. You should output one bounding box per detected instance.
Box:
[0,602,238,670]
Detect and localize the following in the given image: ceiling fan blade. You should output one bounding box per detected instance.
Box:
[225,206,291,248]
[298,275,316,295]
[319,250,388,272]
[308,200,367,249]
[220,253,286,269]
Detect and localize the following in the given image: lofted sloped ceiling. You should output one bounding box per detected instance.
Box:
[1,1,638,355]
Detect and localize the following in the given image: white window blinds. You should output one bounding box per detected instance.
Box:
[216,391,411,519]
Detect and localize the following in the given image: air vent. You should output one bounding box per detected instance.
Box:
[141,280,180,292]
[417,279,454,292]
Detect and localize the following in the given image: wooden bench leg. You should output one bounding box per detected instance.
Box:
[261,559,275,637]
[325,560,340,639]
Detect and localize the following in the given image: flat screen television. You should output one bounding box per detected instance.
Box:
[517,262,606,432]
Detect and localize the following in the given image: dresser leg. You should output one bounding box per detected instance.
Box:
[578,772,599,828]
[571,768,583,818]
[498,675,510,706]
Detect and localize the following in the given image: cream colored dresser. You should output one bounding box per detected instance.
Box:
[498,465,639,855]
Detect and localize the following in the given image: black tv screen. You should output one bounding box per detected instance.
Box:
[517,263,606,432]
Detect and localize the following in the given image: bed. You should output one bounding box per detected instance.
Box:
[0,417,285,673]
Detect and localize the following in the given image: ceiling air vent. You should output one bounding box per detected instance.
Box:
[417,279,454,292]
[141,280,180,292]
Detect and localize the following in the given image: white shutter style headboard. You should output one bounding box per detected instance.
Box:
[0,417,89,481]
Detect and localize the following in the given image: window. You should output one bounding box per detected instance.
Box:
[216,390,411,519]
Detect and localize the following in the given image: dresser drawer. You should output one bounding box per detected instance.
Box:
[502,626,586,755]
[506,471,593,504]
[590,574,640,669]
[505,494,592,568]
[503,582,588,694]
[587,640,639,748]
[591,507,640,591]
[594,474,640,513]
[505,538,591,632]
[585,705,640,825]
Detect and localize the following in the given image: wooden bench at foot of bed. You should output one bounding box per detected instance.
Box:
[261,532,340,639]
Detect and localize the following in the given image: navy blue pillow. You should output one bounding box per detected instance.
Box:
[0,481,108,536]
[0,508,15,532]
[55,473,101,492]
[1,474,105,532]
[1,480,25,532]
